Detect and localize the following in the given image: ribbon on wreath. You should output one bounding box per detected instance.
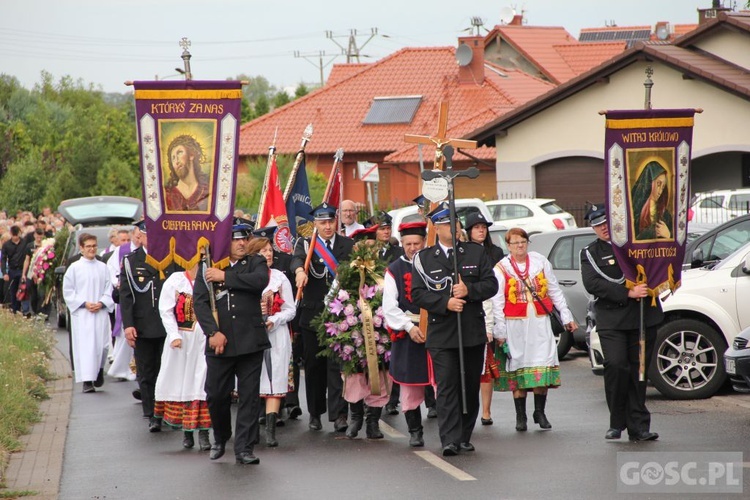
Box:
[352,256,384,395]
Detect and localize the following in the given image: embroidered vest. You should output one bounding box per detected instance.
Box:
[498,263,553,318]
[388,258,420,316]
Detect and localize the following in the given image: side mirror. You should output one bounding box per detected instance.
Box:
[691,248,704,268]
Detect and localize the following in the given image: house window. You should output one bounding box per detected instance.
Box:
[363,96,422,125]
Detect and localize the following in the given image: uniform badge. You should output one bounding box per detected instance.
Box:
[138,277,145,282]
[436,284,442,290]
[608,259,615,265]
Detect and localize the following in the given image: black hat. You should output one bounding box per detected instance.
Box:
[134,220,147,233]
[413,194,427,207]
[426,202,450,224]
[377,211,393,227]
[252,225,278,239]
[464,212,493,231]
[584,203,607,227]
[231,217,252,239]
[310,202,337,221]
[398,221,427,238]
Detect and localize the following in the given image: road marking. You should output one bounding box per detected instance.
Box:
[413,451,477,481]
[378,420,406,438]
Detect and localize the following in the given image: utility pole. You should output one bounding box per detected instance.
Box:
[325,28,378,63]
[294,50,342,86]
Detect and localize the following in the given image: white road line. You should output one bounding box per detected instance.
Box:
[378,420,406,438]
[413,451,477,481]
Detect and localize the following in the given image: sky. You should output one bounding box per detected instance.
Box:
[1,0,709,94]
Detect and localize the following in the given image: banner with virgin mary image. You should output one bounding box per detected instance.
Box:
[133,80,242,271]
[604,109,696,296]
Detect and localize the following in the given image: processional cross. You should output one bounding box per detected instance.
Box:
[404,101,477,170]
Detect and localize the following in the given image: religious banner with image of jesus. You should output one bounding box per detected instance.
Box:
[133,80,242,271]
[604,109,696,297]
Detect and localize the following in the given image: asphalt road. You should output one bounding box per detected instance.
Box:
[55,329,750,500]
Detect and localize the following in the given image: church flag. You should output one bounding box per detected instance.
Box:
[604,108,696,297]
[133,80,241,270]
[284,154,314,238]
[258,155,293,253]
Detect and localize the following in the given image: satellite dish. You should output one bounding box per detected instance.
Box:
[456,44,473,67]
[499,6,515,25]
[655,23,670,40]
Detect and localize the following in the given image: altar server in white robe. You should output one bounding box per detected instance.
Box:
[63,232,115,393]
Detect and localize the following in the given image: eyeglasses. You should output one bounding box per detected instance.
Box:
[83,244,98,249]
[341,209,357,213]
[508,241,528,246]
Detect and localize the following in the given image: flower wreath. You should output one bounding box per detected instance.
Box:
[313,242,391,376]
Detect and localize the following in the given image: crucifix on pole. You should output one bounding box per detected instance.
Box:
[404,101,477,170]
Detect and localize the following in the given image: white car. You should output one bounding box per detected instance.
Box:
[388,198,494,242]
[485,198,577,234]
[690,189,750,225]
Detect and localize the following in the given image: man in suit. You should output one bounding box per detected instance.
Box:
[292,202,355,432]
[580,204,662,442]
[411,203,498,456]
[193,220,270,465]
[121,221,179,432]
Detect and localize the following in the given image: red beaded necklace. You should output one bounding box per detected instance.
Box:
[509,255,530,280]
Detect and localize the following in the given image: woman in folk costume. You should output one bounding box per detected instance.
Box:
[491,227,577,431]
[247,237,296,447]
[154,263,211,451]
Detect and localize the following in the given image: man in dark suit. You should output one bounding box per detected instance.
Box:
[121,221,179,432]
[291,202,355,432]
[411,203,498,456]
[580,204,662,442]
[194,221,270,465]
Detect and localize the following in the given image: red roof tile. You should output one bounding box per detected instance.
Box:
[326,63,371,85]
[554,42,627,74]
[238,46,553,160]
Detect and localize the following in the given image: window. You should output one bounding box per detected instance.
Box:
[728,194,750,212]
[362,96,422,125]
[699,195,724,209]
[499,204,533,220]
[548,234,597,271]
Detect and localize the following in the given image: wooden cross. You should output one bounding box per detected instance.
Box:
[404,101,477,170]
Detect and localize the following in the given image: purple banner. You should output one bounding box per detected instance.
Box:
[133,80,241,270]
[605,109,695,295]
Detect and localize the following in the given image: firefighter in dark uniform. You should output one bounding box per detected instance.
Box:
[193,220,270,465]
[580,204,662,442]
[252,225,303,421]
[373,212,403,264]
[291,202,355,432]
[411,203,499,456]
[122,220,181,432]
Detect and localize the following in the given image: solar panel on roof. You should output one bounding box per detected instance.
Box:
[579,29,651,43]
[363,96,422,125]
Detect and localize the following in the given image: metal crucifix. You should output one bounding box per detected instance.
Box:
[422,145,480,414]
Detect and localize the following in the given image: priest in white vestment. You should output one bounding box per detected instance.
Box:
[63,233,115,393]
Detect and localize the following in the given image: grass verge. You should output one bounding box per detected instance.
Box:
[0,311,55,488]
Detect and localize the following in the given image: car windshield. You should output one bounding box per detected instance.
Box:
[540,202,564,215]
[712,242,750,271]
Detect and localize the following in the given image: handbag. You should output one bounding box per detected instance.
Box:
[522,277,565,335]
[16,282,28,302]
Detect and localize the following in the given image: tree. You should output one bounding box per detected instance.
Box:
[0,150,51,213]
[295,83,309,99]
[273,91,291,109]
[254,94,270,118]
[93,157,141,198]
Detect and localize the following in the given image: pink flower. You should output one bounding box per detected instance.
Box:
[346,315,358,327]
[344,304,355,317]
[332,343,341,352]
[353,336,363,347]
[337,289,350,301]
[384,351,391,363]
[342,345,355,356]
[376,344,385,355]
[329,298,344,315]
[362,284,377,299]
[373,316,382,328]
[325,322,339,336]
[47,251,55,259]
[338,321,349,332]
[42,262,49,270]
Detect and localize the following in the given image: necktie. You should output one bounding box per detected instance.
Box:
[326,240,332,252]
[447,248,453,260]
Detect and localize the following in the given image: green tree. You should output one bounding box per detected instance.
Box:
[0,150,51,213]
[254,94,270,118]
[295,83,309,99]
[93,157,141,198]
[273,91,291,109]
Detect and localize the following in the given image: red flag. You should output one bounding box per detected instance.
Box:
[258,156,293,253]
[325,164,342,209]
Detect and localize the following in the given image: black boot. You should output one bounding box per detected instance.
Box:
[404,409,424,447]
[265,412,279,447]
[365,406,384,439]
[182,431,194,449]
[533,394,552,429]
[514,397,527,432]
[198,430,211,451]
[345,401,364,439]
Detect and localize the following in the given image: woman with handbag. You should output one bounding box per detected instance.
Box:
[491,227,576,431]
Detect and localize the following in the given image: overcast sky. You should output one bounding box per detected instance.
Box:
[2,0,709,93]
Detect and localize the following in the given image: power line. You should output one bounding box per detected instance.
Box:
[325,28,379,63]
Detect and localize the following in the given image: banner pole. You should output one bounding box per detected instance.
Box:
[255,130,277,225]
[638,66,654,382]
[282,124,313,203]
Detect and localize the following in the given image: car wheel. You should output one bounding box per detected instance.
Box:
[649,319,727,400]
[556,329,573,359]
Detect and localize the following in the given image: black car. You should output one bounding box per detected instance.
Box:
[54,196,143,329]
[685,215,750,269]
[724,326,750,393]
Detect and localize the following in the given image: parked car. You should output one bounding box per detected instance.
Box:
[527,227,597,358]
[723,326,750,393]
[646,241,750,399]
[54,196,143,329]
[388,198,494,242]
[485,198,577,235]
[685,214,750,269]
[690,188,750,225]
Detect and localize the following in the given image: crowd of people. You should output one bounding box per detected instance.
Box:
[55,196,661,466]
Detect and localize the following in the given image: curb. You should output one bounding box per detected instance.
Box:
[2,343,71,499]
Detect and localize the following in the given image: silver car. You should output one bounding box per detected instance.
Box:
[527,228,597,358]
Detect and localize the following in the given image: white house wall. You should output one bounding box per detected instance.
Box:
[692,29,750,70]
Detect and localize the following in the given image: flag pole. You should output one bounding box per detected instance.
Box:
[256,127,278,225]
[282,123,313,203]
[295,148,344,305]
[638,66,654,382]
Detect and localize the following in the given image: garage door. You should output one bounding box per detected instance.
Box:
[535,156,604,225]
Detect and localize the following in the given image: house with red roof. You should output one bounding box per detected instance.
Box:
[238,36,554,207]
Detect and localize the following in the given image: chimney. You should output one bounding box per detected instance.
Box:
[457,36,485,85]
[698,0,731,24]
[509,14,524,26]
